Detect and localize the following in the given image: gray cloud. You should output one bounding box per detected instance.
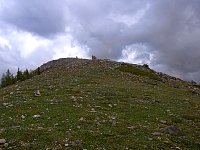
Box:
[0,0,68,37]
[0,0,200,82]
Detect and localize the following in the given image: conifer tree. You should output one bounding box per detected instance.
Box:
[0,69,15,88]
[16,68,23,81]
[23,69,30,80]
[37,67,41,75]
[0,73,6,88]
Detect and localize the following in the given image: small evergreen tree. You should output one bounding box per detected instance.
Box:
[29,69,35,78]
[17,68,23,81]
[37,67,41,75]
[23,69,30,80]
[5,69,12,85]
[0,69,15,88]
[1,73,6,88]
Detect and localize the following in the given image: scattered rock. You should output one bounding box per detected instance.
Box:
[21,142,30,147]
[71,140,81,146]
[127,126,135,130]
[48,86,55,90]
[175,146,181,150]
[189,87,200,95]
[151,132,161,136]
[21,115,26,119]
[34,90,41,97]
[10,92,14,95]
[79,117,85,122]
[0,129,5,134]
[90,108,96,112]
[2,102,13,107]
[148,138,153,141]
[159,120,167,124]
[162,125,182,135]
[3,143,8,147]
[3,103,9,107]
[33,114,41,119]
[108,104,112,107]
[0,139,6,145]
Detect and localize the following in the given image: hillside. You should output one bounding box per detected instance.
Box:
[0,58,200,149]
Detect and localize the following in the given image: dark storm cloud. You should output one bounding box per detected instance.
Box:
[65,0,200,81]
[0,0,68,37]
[0,0,200,81]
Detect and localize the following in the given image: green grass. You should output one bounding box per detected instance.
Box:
[117,63,161,81]
[0,58,200,149]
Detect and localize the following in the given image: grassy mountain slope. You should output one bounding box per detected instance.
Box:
[0,58,200,149]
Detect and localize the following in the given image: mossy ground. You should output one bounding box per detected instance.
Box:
[0,59,200,149]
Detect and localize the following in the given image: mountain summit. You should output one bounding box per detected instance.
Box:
[0,58,200,149]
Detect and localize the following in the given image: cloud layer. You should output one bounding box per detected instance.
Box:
[0,0,200,82]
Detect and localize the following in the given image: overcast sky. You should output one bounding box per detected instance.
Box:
[0,0,200,82]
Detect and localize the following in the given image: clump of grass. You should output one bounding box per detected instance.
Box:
[117,63,161,81]
[182,115,200,121]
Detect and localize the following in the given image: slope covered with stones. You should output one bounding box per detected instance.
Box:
[0,58,200,149]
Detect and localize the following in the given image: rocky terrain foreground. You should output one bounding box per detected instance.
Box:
[0,58,200,149]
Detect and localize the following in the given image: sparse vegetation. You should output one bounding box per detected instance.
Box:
[0,58,200,149]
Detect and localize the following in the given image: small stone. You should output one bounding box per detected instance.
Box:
[148,138,153,141]
[159,120,167,124]
[163,125,182,135]
[10,92,14,95]
[21,115,26,119]
[38,127,44,130]
[34,90,41,97]
[9,104,13,107]
[3,143,8,147]
[91,108,96,112]
[48,86,54,90]
[21,142,30,147]
[64,143,69,147]
[3,103,9,106]
[0,129,5,134]
[151,132,161,136]
[0,139,6,145]
[54,123,59,126]
[127,126,135,130]
[71,140,81,146]
[33,114,41,119]
[163,140,170,144]
[79,117,84,121]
